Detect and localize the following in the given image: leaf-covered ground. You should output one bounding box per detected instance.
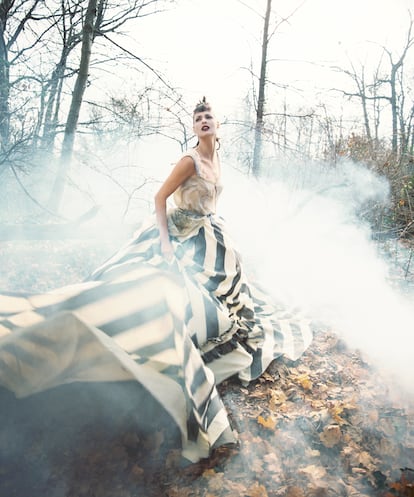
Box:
[0,239,413,497]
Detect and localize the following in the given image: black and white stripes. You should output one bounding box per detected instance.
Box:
[0,208,312,462]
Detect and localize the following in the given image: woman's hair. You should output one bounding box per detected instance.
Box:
[193,96,212,115]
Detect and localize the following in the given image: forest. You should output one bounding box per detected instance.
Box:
[1,1,414,496]
[0,0,413,235]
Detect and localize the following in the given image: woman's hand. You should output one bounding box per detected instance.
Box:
[161,239,175,264]
[154,155,195,267]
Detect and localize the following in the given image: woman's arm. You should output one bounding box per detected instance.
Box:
[154,155,195,261]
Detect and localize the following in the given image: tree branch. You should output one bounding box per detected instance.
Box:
[99,32,178,95]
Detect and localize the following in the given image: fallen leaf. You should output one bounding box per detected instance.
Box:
[299,465,327,484]
[226,481,249,496]
[329,404,348,425]
[305,448,321,458]
[294,373,313,391]
[286,486,305,497]
[247,481,269,497]
[357,450,375,469]
[319,424,341,448]
[261,371,276,382]
[202,468,216,478]
[263,452,282,475]
[269,389,287,410]
[257,414,277,430]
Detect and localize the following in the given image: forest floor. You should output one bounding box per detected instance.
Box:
[0,238,414,497]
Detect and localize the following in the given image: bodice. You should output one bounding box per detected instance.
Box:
[173,149,222,215]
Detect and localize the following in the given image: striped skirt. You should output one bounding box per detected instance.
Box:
[0,209,312,462]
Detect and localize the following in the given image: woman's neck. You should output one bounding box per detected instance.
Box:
[196,137,217,160]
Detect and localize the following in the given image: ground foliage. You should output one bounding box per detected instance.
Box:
[0,240,414,497]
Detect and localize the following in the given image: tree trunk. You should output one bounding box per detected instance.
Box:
[398,71,410,158]
[49,0,98,212]
[252,0,271,177]
[390,63,400,155]
[41,53,69,150]
[358,71,373,155]
[0,1,12,149]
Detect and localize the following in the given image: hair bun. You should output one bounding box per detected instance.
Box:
[193,96,211,115]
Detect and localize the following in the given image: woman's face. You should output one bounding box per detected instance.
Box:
[193,109,219,138]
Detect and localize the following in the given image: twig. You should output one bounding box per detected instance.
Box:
[10,164,67,221]
[404,248,413,278]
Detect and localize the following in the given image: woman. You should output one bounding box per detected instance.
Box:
[0,98,312,463]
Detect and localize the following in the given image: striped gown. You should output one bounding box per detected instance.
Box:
[0,151,312,462]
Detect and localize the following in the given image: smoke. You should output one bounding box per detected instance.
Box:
[59,147,413,393]
[220,159,414,394]
[1,143,414,494]
[0,380,179,495]
[2,141,413,396]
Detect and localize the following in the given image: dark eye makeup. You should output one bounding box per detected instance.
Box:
[195,113,213,122]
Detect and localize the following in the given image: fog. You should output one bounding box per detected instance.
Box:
[1,138,414,496]
[220,159,414,394]
[62,140,414,395]
[1,135,413,395]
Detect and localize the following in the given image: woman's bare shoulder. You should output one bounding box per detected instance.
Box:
[178,149,200,174]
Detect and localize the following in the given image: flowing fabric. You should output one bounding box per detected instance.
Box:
[0,149,312,462]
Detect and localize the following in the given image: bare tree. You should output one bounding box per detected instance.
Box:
[373,13,414,157]
[331,14,414,162]
[331,60,378,159]
[0,0,47,149]
[48,0,174,212]
[377,14,414,155]
[237,0,306,176]
[252,0,272,177]
[48,0,99,211]
[0,0,13,148]
[40,1,85,150]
